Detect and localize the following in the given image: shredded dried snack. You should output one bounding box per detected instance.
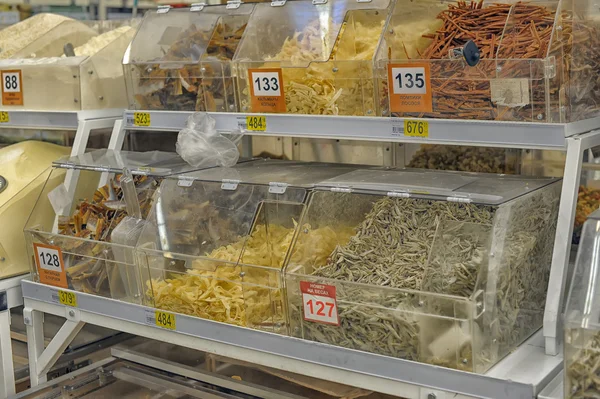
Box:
[408,145,516,174]
[148,223,353,329]
[252,14,385,115]
[566,330,600,398]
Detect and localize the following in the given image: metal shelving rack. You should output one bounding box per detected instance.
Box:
[0,109,120,397]
[20,109,600,399]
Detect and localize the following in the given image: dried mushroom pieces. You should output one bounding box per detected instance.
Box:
[292,189,558,372]
[387,1,600,122]
[134,22,247,112]
[148,223,348,330]
[55,175,160,296]
[566,331,600,399]
[408,145,515,174]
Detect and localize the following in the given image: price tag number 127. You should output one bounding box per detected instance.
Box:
[302,294,339,325]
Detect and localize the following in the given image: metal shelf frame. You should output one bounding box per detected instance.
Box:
[0,274,27,398]
[21,279,561,399]
[18,109,600,398]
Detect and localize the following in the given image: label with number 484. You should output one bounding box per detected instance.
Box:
[300,281,339,326]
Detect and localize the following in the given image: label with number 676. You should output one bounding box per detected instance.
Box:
[300,281,339,326]
[33,243,67,288]
[404,119,429,138]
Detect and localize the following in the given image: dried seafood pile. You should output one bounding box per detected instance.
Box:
[134,21,247,111]
[576,186,600,227]
[257,15,384,115]
[148,223,352,331]
[387,1,600,122]
[40,175,160,296]
[290,185,559,372]
[408,145,516,174]
[566,330,600,398]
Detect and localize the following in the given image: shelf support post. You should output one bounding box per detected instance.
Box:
[0,294,15,398]
[544,130,600,354]
[24,306,45,387]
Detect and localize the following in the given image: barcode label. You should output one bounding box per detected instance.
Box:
[391,123,404,136]
[145,310,155,325]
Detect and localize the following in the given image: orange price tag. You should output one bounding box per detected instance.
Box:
[33,243,67,289]
[388,63,432,114]
[248,68,286,113]
[1,70,23,106]
[300,281,339,326]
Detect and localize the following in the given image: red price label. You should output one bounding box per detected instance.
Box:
[300,281,339,326]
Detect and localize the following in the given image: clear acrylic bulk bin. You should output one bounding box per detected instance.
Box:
[0,141,69,280]
[565,209,600,398]
[124,4,253,112]
[24,149,203,304]
[136,160,362,333]
[0,19,136,111]
[233,0,391,116]
[375,0,600,123]
[284,169,561,372]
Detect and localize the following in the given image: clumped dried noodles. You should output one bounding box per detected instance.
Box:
[148,223,353,329]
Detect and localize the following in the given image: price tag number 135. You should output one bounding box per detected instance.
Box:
[392,67,427,94]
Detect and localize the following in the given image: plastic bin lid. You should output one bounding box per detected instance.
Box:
[317,168,561,205]
[125,4,253,66]
[52,149,214,176]
[176,159,368,188]
[234,0,390,66]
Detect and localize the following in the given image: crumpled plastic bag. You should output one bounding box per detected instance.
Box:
[176,113,243,168]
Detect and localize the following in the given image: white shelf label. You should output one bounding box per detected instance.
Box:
[301,281,339,326]
[251,71,281,97]
[391,67,427,95]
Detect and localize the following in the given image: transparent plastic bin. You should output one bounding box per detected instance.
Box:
[0,141,69,280]
[375,0,600,123]
[565,209,600,398]
[285,168,561,372]
[124,4,253,112]
[0,19,136,111]
[234,0,391,116]
[24,149,206,303]
[136,159,363,333]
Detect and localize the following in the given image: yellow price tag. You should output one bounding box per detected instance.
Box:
[404,119,428,138]
[58,290,77,307]
[155,310,176,330]
[246,116,266,131]
[0,111,9,123]
[133,112,150,127]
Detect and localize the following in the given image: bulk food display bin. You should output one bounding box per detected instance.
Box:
[124,4,254,112]
[375,0,600,123]
[233,0,391,116]
[565,208,600,398]
[0,141,69,280]
[24,149,207,304]
[284,168,561,373]
[136,159,363,334]
[0,18,136,110]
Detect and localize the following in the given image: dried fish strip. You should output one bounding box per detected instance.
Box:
[58,175,161,297]
[566,331,600,398]
[290,185,559,372]
[134,21,247,112]
[386,1,600,122]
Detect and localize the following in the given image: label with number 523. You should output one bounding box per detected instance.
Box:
[248,68,286,113]
[388,63,432,114]
[33,243,68,288]
[300,281,339,326]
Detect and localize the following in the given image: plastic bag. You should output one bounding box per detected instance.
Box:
[176,113,243,168]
